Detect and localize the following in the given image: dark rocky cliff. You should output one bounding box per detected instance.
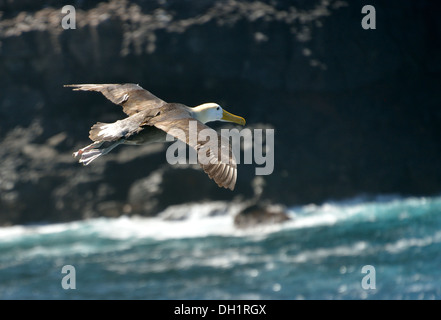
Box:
[0,0,440,225]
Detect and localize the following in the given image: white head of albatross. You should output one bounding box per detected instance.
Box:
[191,103,246,125]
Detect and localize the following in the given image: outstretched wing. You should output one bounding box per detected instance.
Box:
[88,109,160,142]
[150,106,237,190]
[64,83,166,116]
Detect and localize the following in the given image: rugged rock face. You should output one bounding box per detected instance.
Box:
[0,0,440,225]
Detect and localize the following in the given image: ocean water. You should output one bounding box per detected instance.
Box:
[1,195,441,300]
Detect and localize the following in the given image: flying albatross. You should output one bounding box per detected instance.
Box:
[65,83,246,190]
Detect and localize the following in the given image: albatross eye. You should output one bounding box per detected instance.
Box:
[216,107,220,110]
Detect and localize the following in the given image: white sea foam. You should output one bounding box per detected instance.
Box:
[0,194,439,247]
[384,230,441,254]
[1,195,441,299]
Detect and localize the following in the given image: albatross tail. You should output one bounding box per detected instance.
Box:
[73,140,123,165]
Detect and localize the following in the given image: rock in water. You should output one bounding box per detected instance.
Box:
[234,202,290,229]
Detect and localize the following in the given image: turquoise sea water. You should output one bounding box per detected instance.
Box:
[1,195,440,299]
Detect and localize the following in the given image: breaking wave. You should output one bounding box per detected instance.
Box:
[1,194,440,299]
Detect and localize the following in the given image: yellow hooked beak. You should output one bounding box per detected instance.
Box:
[221,109,246,126]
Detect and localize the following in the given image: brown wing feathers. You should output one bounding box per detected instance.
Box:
[153,117,237,190]
[64,83,165,116]
[66,83,238,190]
